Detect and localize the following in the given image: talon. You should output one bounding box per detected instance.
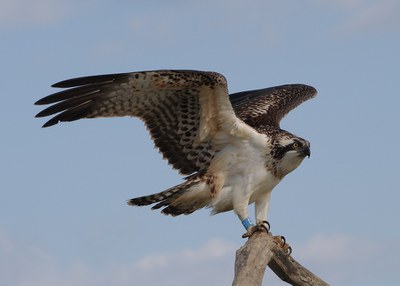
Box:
[260,223,269,233]
[242,223,268,238]
[242,229,252,238]
[261,220,270,232]
[272,235,285,247]
[242,226,255,238]
[272,235,292,255]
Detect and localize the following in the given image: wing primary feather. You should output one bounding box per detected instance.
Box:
[230,84,317,128]
[35,85,102,105]
[35,93,98,117]
[51,73,130,88]
[38,70,297,175]
[41,102,93,127]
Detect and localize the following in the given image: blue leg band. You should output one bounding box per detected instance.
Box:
[241,218,254,230]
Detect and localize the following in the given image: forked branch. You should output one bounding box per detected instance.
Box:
[232,232,329,286]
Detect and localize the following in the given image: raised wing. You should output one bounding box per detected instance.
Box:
[35,70,249,175]
[230,84,317,128]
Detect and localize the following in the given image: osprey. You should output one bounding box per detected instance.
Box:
[35,70,317,240]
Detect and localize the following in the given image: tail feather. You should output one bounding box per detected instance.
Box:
[128,177,211,216]
[127,186,185,206]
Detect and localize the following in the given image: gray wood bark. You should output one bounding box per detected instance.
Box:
[232,232,330,286]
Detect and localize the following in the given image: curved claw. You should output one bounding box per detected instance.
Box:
[261,220,270,232]
[272,235,292,255]
[242,223,269,238]
[272,235,286,247]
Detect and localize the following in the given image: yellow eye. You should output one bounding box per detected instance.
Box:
[292,142,299,148]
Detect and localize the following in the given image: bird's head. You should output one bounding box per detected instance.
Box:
[270,134,310,178]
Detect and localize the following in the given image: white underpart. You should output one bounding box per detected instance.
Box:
[207,129,280,224]
[278,150,306,175]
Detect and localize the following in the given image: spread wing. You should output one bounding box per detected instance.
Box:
[35,70,255,175]
[230,84,317,128]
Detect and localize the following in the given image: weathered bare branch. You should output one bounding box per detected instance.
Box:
[232,232,329,286]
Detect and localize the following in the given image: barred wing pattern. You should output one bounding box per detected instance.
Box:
[35,70,317,177]
[35,70,237,175]
[230,84,317,128]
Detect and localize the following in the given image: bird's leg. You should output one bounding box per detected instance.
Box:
[241,217,254,237]
[240,192,271,238]
[254,191,271,229]
[239,192,271,237]
[253,193,292,254]
[242,220,270,238]
[233,195,259,238]
[237,213,258,238]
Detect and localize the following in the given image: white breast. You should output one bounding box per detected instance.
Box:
[208,132,281,213]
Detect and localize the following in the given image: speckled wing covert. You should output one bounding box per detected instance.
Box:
[35,70,249,175]
[35,70,317,177]
[230,84,317,128]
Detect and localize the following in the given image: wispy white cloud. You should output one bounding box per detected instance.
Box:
[2,228,399,286]
[0,230,61,286]
[134,238,234,271]
[0,230,236,286]
[295,233,377,263]
[293,233,400,285]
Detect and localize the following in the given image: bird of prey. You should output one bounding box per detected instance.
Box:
[35,70,317,239]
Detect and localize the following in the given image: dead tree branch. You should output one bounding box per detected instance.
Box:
[232,232,329,286]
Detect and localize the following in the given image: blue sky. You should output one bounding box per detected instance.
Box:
[1,1,400,285]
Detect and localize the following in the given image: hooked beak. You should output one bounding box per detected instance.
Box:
[301,146,311,158]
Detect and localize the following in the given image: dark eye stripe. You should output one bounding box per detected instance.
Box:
[271,145,290,159]
[271,139,305,159]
